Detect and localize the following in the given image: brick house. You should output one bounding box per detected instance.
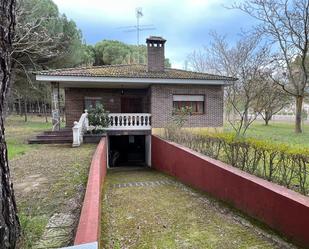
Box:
[35,36,236,167]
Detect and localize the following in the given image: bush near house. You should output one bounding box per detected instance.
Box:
[163,128,309,195]
[87,104,109,134]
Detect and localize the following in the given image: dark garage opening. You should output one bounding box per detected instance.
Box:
[109,135,146,167]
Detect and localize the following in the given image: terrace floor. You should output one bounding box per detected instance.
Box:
[101,168,296,249]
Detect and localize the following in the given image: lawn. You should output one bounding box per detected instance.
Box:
[225,121,309,148]
[101,168,295,249]
[6,115,96,248]
[5,115,51,159]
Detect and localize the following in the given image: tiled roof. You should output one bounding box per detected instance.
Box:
[36,64,236,81]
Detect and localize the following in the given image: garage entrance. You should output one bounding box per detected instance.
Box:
[108,135,146,167]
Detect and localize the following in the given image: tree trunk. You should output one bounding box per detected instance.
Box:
[18,98,21,116]
[295,95,303,133]
[264,111,271,126]
[37,101,39,114]
[62,107,65,123]
[244,108,249,128]
[24,98,27,122]
[0,0,20,248]
[43,102,48,123]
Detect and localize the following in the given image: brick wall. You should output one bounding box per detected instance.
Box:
[150,84,224,128]
[152,136,309,248]
[147,45,165,72]
[64,88,149,127]
[64,85,224,128]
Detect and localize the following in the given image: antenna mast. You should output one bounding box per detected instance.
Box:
[118,7,155,63]
[136,7,143,47]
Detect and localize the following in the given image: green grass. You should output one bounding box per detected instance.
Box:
[5,115,51,159]
[225,121,309,148]
[19,213,49,249]
[101,169,289,248]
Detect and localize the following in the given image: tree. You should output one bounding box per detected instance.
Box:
[252,81,291,125]
[0,0,21,248]
[186,50,209,73]
[164,58,171,68]
[80,44,95,66]
[94,40,131,65]
[187,32,270,135]
[233,0,309,133]
[13,0,91,69]
[7,0,92,120]
[93,40,172,67]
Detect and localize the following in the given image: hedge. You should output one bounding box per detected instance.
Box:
[163,129,309,195]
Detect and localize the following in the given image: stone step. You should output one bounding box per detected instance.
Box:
[43,130,72,135]
[28,137,72,144]
[36,134,72,139]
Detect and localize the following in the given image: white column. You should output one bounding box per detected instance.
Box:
[145,135,151,167]
[51,82,60,131]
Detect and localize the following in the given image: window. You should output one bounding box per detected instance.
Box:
[173,95,204,114]
[84,97,102,110]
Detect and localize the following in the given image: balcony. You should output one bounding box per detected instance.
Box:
[73,112,152,147]
[106,113,151,130]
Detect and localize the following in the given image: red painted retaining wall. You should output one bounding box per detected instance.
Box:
[74,137,107,246]
[151,135,309,247]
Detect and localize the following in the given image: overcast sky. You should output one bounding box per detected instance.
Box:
[53,0,256,69]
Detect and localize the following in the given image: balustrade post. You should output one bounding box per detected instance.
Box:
[136,115,139,126]
[72,121,80,147]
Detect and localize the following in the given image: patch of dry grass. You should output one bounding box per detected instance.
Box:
[101,169,292,249]
[6,115,96,248]
[11,144,96,248]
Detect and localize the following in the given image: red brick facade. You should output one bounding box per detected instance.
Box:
[146,37,166,72]
[150,84,224,128]
[64,85,223,128]
[64,88,149,126]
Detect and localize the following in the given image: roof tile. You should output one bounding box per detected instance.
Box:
[36,64,236,81]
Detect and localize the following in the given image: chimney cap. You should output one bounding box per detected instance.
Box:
[146,36,166,43]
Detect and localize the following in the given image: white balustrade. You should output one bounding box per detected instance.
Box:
[72,110,89,147]
[72,112,151,147]
[107,113,151,130]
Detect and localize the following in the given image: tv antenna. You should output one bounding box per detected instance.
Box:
[118,7,155,47]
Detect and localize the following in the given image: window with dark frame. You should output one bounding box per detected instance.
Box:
[172,95,205,114]
[84,97,102,110]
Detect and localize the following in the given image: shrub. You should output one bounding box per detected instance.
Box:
[87,104,109,133]
[162,128,309,195]
[172,106,192,128]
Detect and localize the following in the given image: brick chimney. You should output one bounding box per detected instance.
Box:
[146,36,166,72]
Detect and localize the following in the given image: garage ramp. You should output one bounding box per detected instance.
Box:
[101,168,295,249]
